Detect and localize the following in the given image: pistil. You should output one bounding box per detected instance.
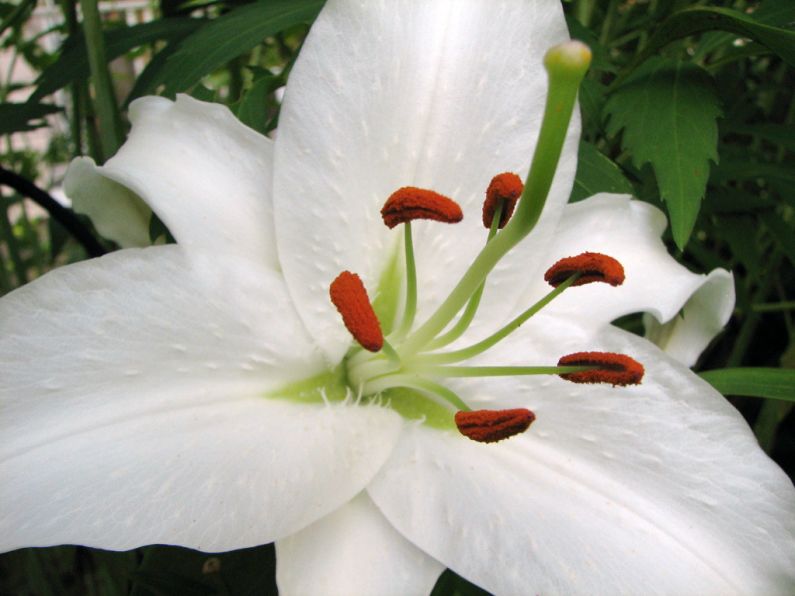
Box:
[322,41,644,445]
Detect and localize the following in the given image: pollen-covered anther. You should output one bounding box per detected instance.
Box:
[544,252,625,287]
[483,172,523,229]
[329,271,383,352]
[381,187,463,229]
[557,352,644,386]
[455,408,536,443]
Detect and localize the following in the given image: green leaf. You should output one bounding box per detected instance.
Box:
[638,7,795,69]
[160,0,323,95]
[31,18,202,101]
[700,368,795,402]
[569,141,633,202]
[605,57,721,249]
[235,72,283,134]
[0,102,61,134]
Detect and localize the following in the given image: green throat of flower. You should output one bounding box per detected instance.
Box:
[274,41,644,444]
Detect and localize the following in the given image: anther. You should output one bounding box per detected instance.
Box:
[544,252,625,287]
[557,352,644,386]
[483,172,523,229]
[455,408,536,443]
[381,187,463,229]
[329,271,383,352]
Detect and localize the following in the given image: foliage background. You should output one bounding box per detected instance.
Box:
[0,0,793,593]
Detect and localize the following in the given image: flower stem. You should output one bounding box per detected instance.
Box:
[78,0,122,160]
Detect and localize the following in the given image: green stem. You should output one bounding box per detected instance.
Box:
[420,274,579,365]
[417,365,595,378]
[395,222,417,337]
[427,203,503,349]
[59,0,84,156]
[79,0,122,161]
[400,44,589,356]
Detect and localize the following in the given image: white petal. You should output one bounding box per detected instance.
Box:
[642,268,734,366]
[65,157,151,248]
[67,95,278,266]
[276,492,443,596]
[521,194,734,353]
[0,246,402,550]
[273,0,577,361]
[369,327,795,594]
[1,399,401,552]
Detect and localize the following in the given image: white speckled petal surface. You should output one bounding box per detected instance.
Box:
[517,194,734,358]
[276,493,443,596]
[0,246,402,551]
[369,323,795,594]
[67,95,279,266]
[273,0,578,362]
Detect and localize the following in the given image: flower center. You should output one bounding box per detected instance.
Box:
[330,179,644,443]
[273,41,622,444]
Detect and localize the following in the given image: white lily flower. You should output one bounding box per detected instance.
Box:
[2,1,794,595]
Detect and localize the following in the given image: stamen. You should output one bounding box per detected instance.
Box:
[483,172,523,229]
[329,271,383,352]
[455,408,535,443]
[557,352,644,386]
[381,187,463,229]
[544,252,625,287]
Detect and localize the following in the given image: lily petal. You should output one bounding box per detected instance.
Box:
[65,157,151,248]
[370,325,795,594]
[66,95,279,266]
[642,268,733,366]
[276,492,443,596]
[521,194,734,360]
[0,246,402,551]
[273,0,577,361]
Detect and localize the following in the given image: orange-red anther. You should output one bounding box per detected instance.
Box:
[544,252,625,287]
[329,271,383,352]
[483,172,523,229]
[557,352,644,386]
[455,408,535,443]
[381,187,463,229]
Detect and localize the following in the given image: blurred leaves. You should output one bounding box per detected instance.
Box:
[0,102,60,134]
[158,0,322,95]
[31,18,203,101]
[634,7,795,71]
